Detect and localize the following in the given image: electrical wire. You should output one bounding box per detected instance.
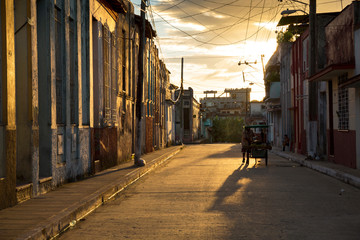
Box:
[171,1,232,43]
[153,0,251,23]
[140,0,296,98]
[255,0,267,42]
[152,2,282,46]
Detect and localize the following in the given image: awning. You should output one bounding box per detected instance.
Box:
[308,63,355,82]
[339,73,360,88]
[101,0,127,14]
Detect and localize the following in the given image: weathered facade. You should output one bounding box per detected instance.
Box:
[165,84,177,146]
[264,50,281,147]
[90,0,135,171]
[270,2,360,169]
[0,0,92,209]
[248,101,266,126]
[175,88,201,143]
[1,0,17,209]
[0,0,175,210]
[309,2,360,168]
[200,88,251,119]
[291,31,308,155]
[280,43,293,150]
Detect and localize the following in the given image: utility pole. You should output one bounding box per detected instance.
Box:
[180,57,184,144]
[308,0,318,158]
[135,0,147,166]
[261,54,265,77]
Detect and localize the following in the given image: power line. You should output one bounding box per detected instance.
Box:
[153,0,253,23]
[147,3,166,60]
[171,0,232,43]
[152,2,282,46]
[255,0,267,42]
[245,0,253,42]
[156,0,186,13]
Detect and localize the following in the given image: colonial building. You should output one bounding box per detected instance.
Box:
[269,1,360,169]
[0,0,92,209]
[309,2,360,168]
[0,0,175,210]
[264,50,281,147]
[165,84,177,147]
[200,88,251,119]
[175,87,201,143]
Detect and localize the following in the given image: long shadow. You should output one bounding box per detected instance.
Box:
[205,144,243,159]
[208,160,269,239]
[209,162,251,212]
[88,165,137,178]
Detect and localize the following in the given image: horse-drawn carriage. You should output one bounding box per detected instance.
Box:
[242,125,272,166]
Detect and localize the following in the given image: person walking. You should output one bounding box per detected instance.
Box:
[242,128,253,164]
[282,134,289,151]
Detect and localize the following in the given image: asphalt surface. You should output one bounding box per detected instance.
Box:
[58,144,360,240]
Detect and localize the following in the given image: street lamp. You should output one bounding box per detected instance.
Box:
[281,9,308,16]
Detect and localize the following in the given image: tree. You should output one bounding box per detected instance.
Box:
[211,117,244,143]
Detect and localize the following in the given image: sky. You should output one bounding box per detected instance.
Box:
[132,0,353,101]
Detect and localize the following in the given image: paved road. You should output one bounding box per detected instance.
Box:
[58,144,360,240]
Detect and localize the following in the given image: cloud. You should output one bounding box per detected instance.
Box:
[135,0,354,101]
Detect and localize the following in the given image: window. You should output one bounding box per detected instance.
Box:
[69,14,77,124]
[111,33,117,121]
[55,5,65,124]
[122,30,126,93]
[82,4,90,125]
[338,75,349,130]
[102,26,118,125]
[128,39,132,96]
[184,108,190,130]
[103,25,111,121]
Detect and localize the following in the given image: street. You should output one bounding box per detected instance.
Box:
[58,144,360,240]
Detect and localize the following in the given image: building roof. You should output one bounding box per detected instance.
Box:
[100,0,128,14]
[135,15,157,38]
[308,63,355,82]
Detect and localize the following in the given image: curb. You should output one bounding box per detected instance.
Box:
[19,146,184,240]
[272,150,360,189]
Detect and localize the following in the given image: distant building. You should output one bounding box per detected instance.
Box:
[165,84,177,146]
[175,88,201,143]
[248,101,267,126]
[200,88,251,119]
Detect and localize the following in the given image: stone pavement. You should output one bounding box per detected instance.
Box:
[271,147,360,189]
[0,145,184,240]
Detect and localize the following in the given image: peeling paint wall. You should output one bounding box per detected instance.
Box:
[1,0,175,210]
[0,0,17,210]
[326,4,355,66]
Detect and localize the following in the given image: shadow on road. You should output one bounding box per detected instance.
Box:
[209,162,253,212]
[205,144,243,159]
[208,160,270,239]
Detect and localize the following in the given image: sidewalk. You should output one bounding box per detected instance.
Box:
[0,145,184,240]
[271,147,360,189]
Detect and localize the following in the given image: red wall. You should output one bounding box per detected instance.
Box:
[291,33,306,154]
[328,130,357,169]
